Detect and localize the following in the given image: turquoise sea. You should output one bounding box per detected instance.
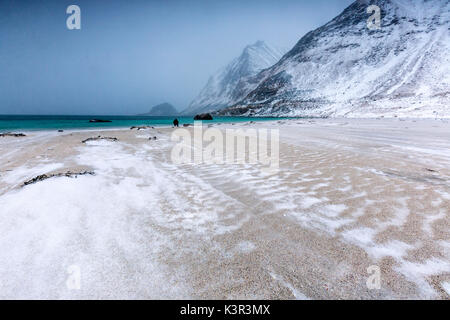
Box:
[0,115,286,132]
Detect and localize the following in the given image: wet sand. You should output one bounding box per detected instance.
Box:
[0,118,449,299]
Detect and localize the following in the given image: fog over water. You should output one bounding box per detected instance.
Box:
[0,0,353,115]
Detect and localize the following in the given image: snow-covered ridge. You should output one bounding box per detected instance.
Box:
[219,0,450,118]
[182,41,285,115]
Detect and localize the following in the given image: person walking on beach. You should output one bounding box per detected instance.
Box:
[173,118,179,127]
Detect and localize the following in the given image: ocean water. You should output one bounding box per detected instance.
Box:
[0,115,286,132]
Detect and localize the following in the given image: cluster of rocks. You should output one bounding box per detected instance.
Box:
[149,136,157,140]
[23,171,95,186]
[130,126,155,130]
[0,132,26,137]
[81,136,118,143]
[194,113,213,120]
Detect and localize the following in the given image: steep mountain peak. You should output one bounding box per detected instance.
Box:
[242,40,274,57]
[182,41,285,115]
[240,40,284,74]
[252,40,266,47]
[242,40,265,54]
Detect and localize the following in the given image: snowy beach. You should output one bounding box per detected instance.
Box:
[0,118,449,299]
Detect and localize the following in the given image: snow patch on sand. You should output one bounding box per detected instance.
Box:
[269,272,309,300]
[396,258,450,299]
[1,162,64,185]
[0,141,200,298]
[441,282,450,296]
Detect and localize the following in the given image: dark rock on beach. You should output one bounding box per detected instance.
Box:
[82,136,118,143]
[194,113,213,120]
[0,132,26,137]
[23,171,95,186]
[130,126,153,130]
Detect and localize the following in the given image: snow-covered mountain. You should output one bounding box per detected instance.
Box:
[219,0,450,118]
[182,41,284,115]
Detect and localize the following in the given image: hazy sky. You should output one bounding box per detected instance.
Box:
[0,0,354,115]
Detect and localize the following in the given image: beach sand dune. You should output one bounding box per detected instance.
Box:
[0,119,448,299]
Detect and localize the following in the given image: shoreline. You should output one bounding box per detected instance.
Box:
[0,115,296,134]
[1,116,449,134]
[0,116,448,133]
